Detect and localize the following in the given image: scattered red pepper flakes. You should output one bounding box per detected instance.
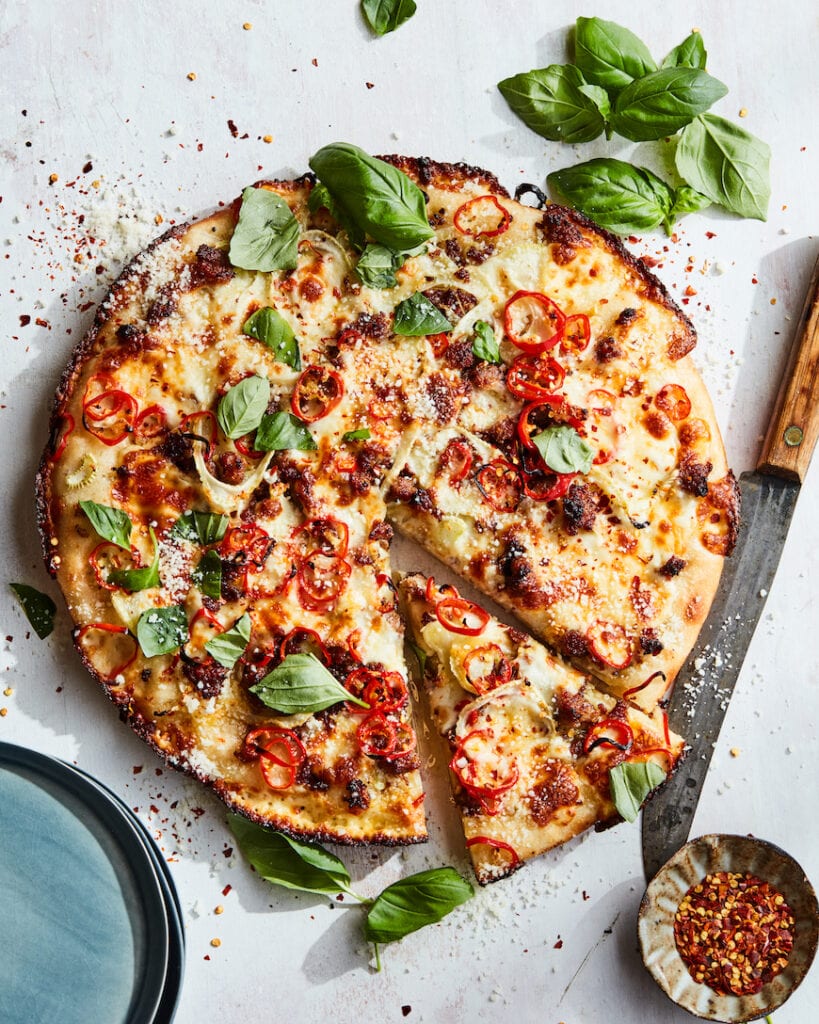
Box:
[674,871,795,996]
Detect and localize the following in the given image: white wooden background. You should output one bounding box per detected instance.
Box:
[1,1,817,1021]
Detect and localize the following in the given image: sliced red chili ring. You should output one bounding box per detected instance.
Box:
[661,709,671,747]
[180,410,218,459]
[244,727,306,790]
[586,620,634,670]
[291,365,344,423]
[506,353,565,401]
[516,396,564,450]
[220,524,272,569]
[424,576,460,605]
[337,327,366,347]
[465,836,521,870]
[626,747,673,772]
[655,383,692,421]
[345,666,379,708]
[582,718,634,754]
[82,373,117,405]
[450,729,519,813]
[75,622,139,682]
[234,433,264,459]
[427,332,450,358]
[362,672,408,713]
[475,459,522,513]
[520,465,576,502]
[560,313,591,355]
[180,607,224,663]
[296,553,352,610]
[436,596,490,636]
[279,627,329,663]
[294,517,350,559]
[88,541,137,592]
[82,389,138,446]
[461,644,512,695]
[453,195,512,238]
[438,438,474,485]
[346,629,364,663]
[134,404,167,440]
[49,413,75,461]
[623,670,669,701]
[357,712,397,757]
[503,290,566,354]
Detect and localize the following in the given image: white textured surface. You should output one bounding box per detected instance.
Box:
[1,2,817,1021]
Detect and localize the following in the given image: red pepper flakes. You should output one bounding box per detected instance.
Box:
[674,871,795,996]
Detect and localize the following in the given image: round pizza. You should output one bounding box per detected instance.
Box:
[36,144,739,873]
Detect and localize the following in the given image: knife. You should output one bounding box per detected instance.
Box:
[641,253,819,882]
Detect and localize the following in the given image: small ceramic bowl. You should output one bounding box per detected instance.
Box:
[638,834,819,1022]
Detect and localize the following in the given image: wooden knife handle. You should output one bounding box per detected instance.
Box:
[757,253,819,482]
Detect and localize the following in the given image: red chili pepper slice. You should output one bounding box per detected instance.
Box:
[465,835,521,870]
[134,404,167,440]
[453,195,512,238]
[627,748,673,772]
[181,607,224,664]
[362,671,408,713]
[475,459,522,513]
[234,433,264,459]
[75,622,139,682]
[180,410,218,459]
[436,596,490,636]
[450,729,519,814]
[82,388,138,446]
[661,708,671,748]
[296,553,352,610]
[586,620,633,670]
[88,541,138,592]
[337,327,367,347]
[503,290,566,354]
[427,332,450,358]
[357,712,397,757]
[291,365,344,422]
[220,524,272,569]
[438,438,474,485]
[346,629,364,664]
[425,575,458,604]
[516,396,564,450]
[49,413,75,462]
[582,718,634,754]
[623,670,669,701]
[560,313,591,355]
[506,353,566,401]
[244,727,306,790]
[655,383,692,421]
[279,627,329,664]
[461,644,512,695]
[294,517,350,559]
[520,465,576,502]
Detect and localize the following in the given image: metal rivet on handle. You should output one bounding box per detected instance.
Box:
[783,424,803,447]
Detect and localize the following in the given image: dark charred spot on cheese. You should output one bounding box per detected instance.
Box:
[660,555,687,578]
[595,335,623,364]
[382,751,421,776]
[467,361,504,389]
[324,644,359,684]
[332,756,357,786]
[415,157,434,186]
[346,311,390,339]
[561,629,590,659]
[639,628,664,656]
[160,432,194,473]
[497,535,543,607]
[387,467,417,504]
[368,519,394,546]
[468,551,491,582]
[299,275,324,302]
[146,284,177,324]
[443,238,465,266]
[620,377,644,398]
[555,686,599,728]
[182,658,227,700]
[644,410,672,440]
[425,373,456,424]
[445,339,476,371]
[479,415,518,460]
[529,760,580,826]
[429,207,447,227]
[221,560,247,602]
[615,307,640,327]
[679,452,713,497]
[214,450,247,485]
[111,449,187,513]
[189,245,234,289]
[465,241,496,265]
[563,482,599,535]
[538,205,589,266]
[422,286,478,325]
[667,328,696,361]
[408,487,441,520]
[296,755,332,792]
[344,779,371,811]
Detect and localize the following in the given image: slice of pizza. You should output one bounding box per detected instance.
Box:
[399,573,683,884]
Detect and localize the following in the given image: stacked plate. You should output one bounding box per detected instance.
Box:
[0,741,185,1023]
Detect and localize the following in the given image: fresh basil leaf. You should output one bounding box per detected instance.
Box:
[533,425,594,475]
[79,500,132,551]
[136,605,189,658]
[342,428,371,442]
[192,549,222,600]
[228,814,352,896]
[364,867,473,943]
[574,17,657,93]
[307,182,364,249]
[610,68,728,142]
[579,82,611,122]
[205,612,251,669]
[242,307,301,370]
[675,114,771,220]
[662,32,707,70]
[217,375,270,440]
[250,652,368,713]
[9,583,56,639]
[407,639,427,679]
[173,511,229,546]
[665,185,712,233]
[309,143,433,252]
[108,527,161,593]
[355,244,404,289]
[361,0,416,36]
[393,293,452,336]
[547,158,674,234]
[471,320,501,364]
[228,186,300,272]
[497,65,608,144]
[254,411,316,452]
[609,760,666,823]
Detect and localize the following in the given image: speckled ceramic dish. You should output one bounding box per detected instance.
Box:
[638,833,818,1021]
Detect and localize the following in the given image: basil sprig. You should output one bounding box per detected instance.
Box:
[471,320,501,364]
[574,16,656,94]
[361,0,416,37]
[364,868,474,943]
[609,760,666,823]
[80,500,132,550]
[136,605,189,658]
[9,583,56,639]
[171,510,229,546]
[533,425,594,475]
[355,244,405,289]
[217,375,270,440]
[242,307,301,370]
[108,527,161,593]
[250,652,368,713]
[229,187,300,272]
[393,293,451,337]
[192,549,222,600]
[205,612,251,669]
[254,411,316,452]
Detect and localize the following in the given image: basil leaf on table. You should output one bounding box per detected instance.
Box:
[666,185,712,229]
[229,814,353,896]
[217,375,270,440]
[254,412,316,452]
[361,0,416,37]
[676,114,771,220]
[471,320,501,364]
[108,527,161,593]
[364,867,474,943]
[229,187,300,272]
[191,549,222,600]
[342,428,371,442]
[661,31,707,70]
[609,761,667,823]
[309,143,433,252]
[547,158,674,234]
[497,65,608,144]
[9,583,56,639]
[136,605,189,658]
[79,500,132,550]
[171,510,229,546]
[573,16,656,94]
[250,652,369,713]
[205,612,251,669]
[610,68,728,142]
[533,425,594,475]
[242,307,301,370]
[355,244,404,289]
[393,293,452,336]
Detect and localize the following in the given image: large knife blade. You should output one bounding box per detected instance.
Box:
[642,253,819,881]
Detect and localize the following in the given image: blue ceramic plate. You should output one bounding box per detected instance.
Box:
[0,742,170,1024]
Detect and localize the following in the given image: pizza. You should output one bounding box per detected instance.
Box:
[400,573,684,883]
[36,144,738,871]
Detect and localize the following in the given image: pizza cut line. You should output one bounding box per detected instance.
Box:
[36,149,739,877]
